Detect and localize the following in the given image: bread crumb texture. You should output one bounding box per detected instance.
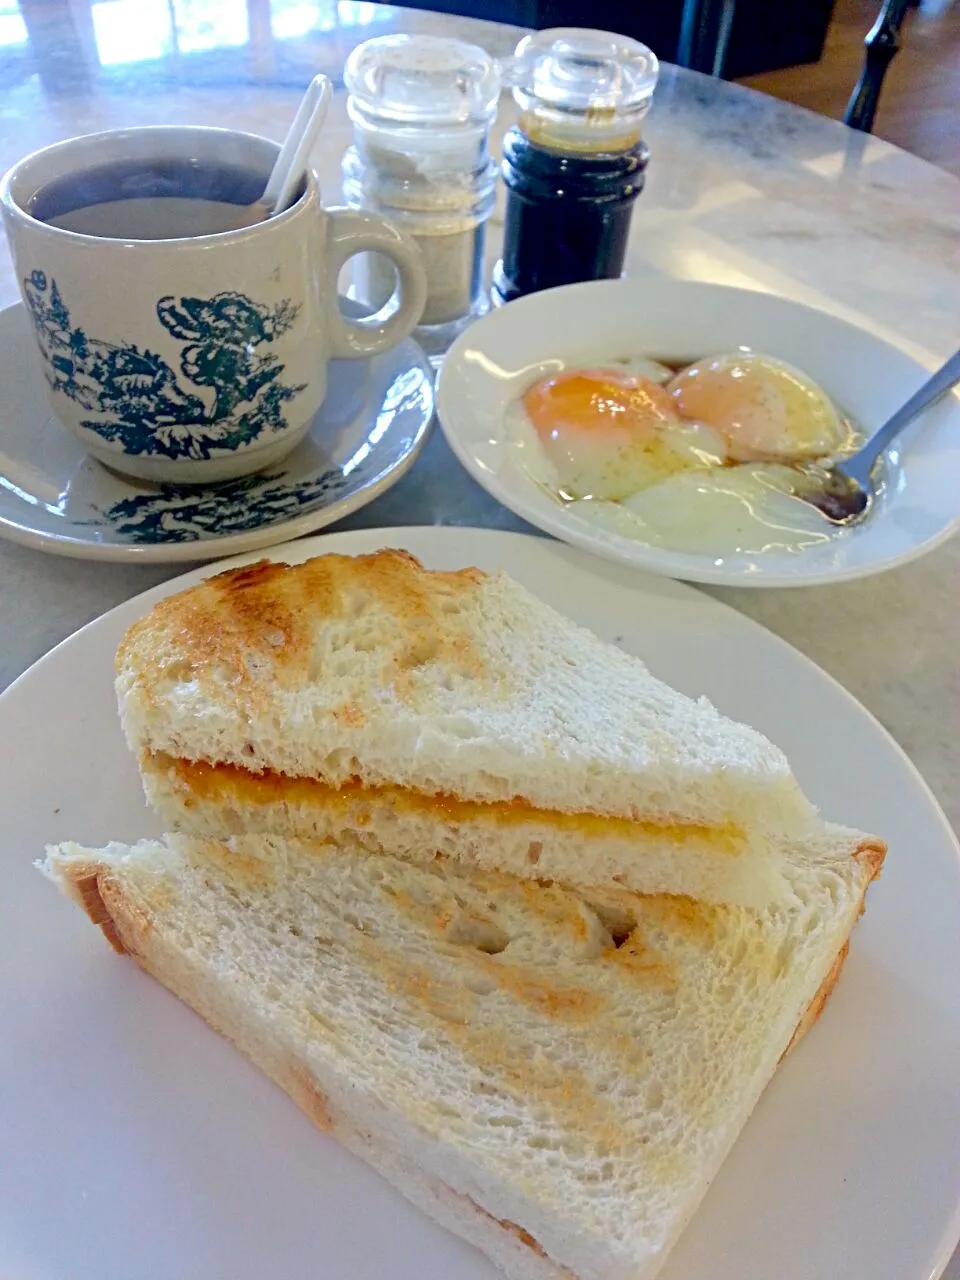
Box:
[42,827,882,1276]
[116,550,817,836]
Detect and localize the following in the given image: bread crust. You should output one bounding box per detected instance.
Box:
[781,837,884,1059]
[53,862,130,955]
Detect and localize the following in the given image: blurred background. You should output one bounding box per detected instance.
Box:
[1,0,956,174]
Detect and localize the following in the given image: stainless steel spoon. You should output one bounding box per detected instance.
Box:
[796,346,960,524]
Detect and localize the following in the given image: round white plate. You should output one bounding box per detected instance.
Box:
[2,527,959,1280]
[436,280,960,587]
[0,301,434,562]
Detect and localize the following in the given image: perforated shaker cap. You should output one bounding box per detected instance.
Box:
[503,27,659,151]
[344,34,500,132]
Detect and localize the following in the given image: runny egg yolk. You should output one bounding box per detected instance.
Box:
[521,369,726,500]
[667,353,845,463]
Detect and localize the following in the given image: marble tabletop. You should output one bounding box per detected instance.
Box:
[1,4,959,1270]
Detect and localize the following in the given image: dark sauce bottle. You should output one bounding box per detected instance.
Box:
[493,28,659,306]
[494,132,649,302]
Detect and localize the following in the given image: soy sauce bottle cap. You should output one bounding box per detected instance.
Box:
[502,27,658,153]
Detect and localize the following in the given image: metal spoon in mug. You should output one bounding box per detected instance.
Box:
[794,346,960,525]
[223,74,332,228]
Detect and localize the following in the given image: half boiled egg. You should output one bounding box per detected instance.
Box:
[667,352,846,462]
[511,367,727,500]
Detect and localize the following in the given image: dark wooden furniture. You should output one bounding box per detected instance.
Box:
[844,0,913,132]
[386,0,838,78]
[679,0,916,136]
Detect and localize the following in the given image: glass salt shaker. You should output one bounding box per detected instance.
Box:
[342,34,501,363]
[493,28,659,305]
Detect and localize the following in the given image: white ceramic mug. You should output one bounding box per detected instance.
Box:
[0,126,427,483]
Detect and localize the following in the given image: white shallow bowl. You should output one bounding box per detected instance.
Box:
[436,280,960,587]
[2,527,959,1280]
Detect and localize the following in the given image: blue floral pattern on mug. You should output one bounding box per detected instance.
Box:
[22,271,306,460]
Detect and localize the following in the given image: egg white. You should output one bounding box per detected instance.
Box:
[504,401,563,490]
[603,355,676,384]
[567,464,836,555]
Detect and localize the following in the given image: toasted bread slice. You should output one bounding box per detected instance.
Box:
[117,550,825,905]
[41,824,883,1280]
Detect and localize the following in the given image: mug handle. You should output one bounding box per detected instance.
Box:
[323,207,427,359]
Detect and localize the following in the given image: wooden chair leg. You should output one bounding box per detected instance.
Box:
[844,0,913,133]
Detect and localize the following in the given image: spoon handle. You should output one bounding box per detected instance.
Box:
[262,74,332,215]
[859,346,960,464]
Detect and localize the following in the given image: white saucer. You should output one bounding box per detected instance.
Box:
[0,300,434,562]
[436,280,960,587]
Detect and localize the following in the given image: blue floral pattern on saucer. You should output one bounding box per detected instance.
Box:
[91,467,351,542]
[0,299,434,562]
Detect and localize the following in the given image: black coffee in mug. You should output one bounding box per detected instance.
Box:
[27,158,276,239]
